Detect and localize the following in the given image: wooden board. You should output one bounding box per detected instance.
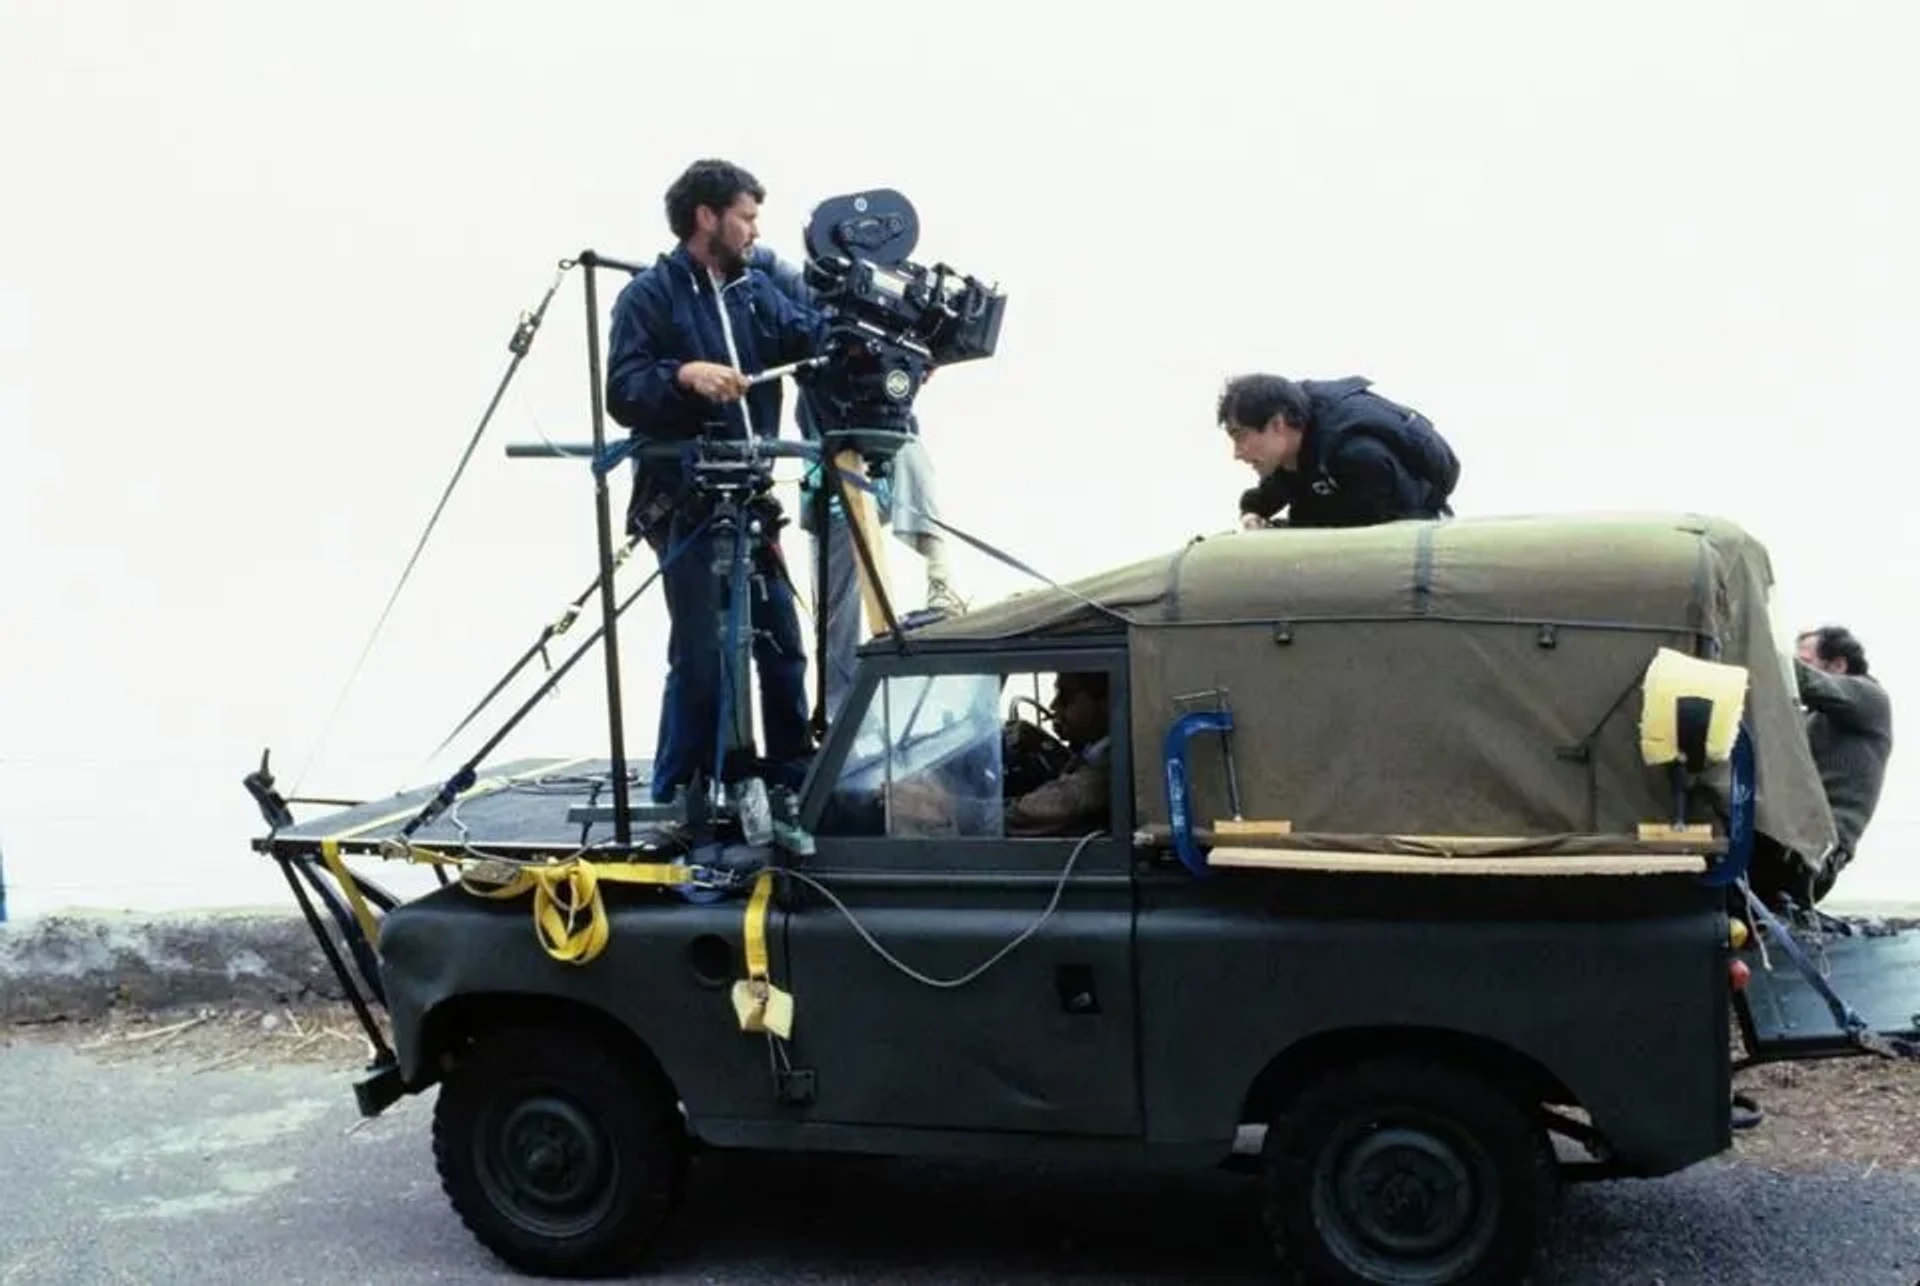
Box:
[1212,819,1293,838]
[836,448,891,638]
[1637,822,1716,843]
[1208,846,1710,876]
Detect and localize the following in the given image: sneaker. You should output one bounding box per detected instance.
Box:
[925,579,969,616]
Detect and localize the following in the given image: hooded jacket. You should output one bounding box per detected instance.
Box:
[1238,377,1460,528]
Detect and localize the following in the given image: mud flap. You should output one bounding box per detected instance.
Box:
[1735,905,1920,1062]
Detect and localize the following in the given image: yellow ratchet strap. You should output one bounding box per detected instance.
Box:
[459,858,698,966]
[319,838,382,948]
[731,869,794,1038]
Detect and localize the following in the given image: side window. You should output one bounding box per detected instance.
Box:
[818,671,1007,838]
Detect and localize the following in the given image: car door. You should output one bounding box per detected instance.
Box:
[778,648,1144,1139]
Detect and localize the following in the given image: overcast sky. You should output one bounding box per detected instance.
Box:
[2,0,1915,914]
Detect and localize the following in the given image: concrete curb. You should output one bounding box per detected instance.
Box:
[0,908,345,1023]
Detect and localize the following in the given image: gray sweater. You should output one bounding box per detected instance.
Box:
[1795,660,1894,858]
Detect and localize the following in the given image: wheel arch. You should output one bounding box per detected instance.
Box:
[414,991,678,1102]
[1242,1024,1584,1126]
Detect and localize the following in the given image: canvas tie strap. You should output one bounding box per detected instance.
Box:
[731,870,794,1038]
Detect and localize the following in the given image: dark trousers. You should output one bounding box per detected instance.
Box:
[648,512,813,805]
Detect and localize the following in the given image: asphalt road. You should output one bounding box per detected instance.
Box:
[2,1042,1918,1285]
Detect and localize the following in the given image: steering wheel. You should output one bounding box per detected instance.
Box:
[1002,712,1073,799]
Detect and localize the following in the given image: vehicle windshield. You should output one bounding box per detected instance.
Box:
[821,671,1006,837]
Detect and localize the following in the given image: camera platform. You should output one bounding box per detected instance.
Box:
[249,757,684,865]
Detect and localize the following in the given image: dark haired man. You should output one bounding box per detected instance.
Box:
[1219,373,1460,530]
[1793,625,1894,902]
[1005,671,1113,837]
[604,158,828,807]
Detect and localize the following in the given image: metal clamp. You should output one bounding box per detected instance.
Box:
[1162,700,1239,879]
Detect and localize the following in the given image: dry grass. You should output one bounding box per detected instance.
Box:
[2,999,384,1074]
[1731,1051,1920,1173]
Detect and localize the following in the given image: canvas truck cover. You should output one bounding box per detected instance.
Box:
[909,512,1835,875]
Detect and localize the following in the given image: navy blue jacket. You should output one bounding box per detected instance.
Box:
[1238,377,1460,528]
[605,244,826,532]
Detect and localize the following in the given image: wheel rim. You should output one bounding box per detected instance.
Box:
[475,1089,620,1238]
[1310,1114,1499,1283]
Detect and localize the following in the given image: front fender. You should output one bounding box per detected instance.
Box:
[376,882,785,1123]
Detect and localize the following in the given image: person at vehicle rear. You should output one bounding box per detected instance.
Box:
[603,158,828,805]
[1794,625,1894,902]
[1220,373,1460,529]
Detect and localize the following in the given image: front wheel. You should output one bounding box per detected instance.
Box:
[432,1024,688,1278]
[1259,1057,1559,1285]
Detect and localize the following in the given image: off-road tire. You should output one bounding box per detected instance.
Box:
[1259,1056,1559,1285]
[432,1023,688,1278]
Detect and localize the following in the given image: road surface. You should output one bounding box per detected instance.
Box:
[2,1039,1917,1285]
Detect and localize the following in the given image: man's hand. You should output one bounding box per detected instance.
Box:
[884,778,957,836]
[1239,512,1271,531]
[676,360,750,403]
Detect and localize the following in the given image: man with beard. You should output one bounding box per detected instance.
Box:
[605,158,828,809]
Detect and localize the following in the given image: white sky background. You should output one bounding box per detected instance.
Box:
[1,0,1916,915]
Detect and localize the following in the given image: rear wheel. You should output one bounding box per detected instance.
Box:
[432,1024,688,1278]
[1260,1057,1558,1285]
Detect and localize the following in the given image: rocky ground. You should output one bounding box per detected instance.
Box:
[8,997,1918,1175]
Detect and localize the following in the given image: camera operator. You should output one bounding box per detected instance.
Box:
[749,244,969,723]
[1220,373,1460,529]
[604,158,828,807]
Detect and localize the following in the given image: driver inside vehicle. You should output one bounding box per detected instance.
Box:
[888,671,1113,838]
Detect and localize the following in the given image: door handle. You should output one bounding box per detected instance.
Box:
[1055,963,1100,1015]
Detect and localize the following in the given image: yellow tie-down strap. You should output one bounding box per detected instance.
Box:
[319,838,382,948]
[731,869,795,1039]
[456,856,700,966]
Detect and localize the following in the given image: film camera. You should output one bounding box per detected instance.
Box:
[793,189,1008,460]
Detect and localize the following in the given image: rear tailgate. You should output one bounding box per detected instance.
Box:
[1736,910,1920,1061]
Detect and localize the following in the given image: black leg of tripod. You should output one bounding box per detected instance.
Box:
[821,449,907,653]
[702,489,777,850]
[710,500,759,790]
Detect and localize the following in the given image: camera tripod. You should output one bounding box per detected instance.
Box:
[469,426,913,856]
